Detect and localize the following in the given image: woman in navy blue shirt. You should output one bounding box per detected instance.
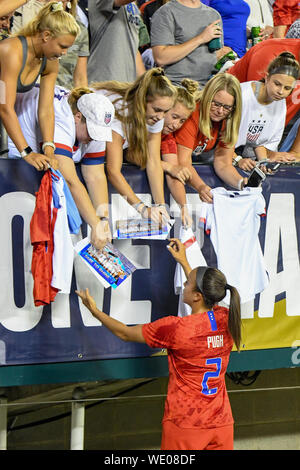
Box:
[209,0,250,57]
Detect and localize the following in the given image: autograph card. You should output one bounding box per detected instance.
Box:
[114,218,174,240]
[75,238,136,289]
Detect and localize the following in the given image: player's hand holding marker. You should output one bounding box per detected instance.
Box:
[167,238,188,265]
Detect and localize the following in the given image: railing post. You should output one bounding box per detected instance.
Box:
[70,388,85,450]
[0,396,7,450]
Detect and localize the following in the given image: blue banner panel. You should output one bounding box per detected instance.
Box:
[0,159,299,366]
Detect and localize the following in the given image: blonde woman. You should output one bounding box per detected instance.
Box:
[13,0,89,90]
[92,67,177,223]
[175,73,244,203]
[0,1,79,171]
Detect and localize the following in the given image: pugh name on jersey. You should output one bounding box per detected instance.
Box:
[207,335,224,348]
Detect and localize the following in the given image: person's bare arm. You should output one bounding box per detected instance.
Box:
[162,153,192,227]
[38,60,59,159]
[81,163,111,245]
[135,50,146,77]
[0,39,57,170]
[57,155,107,249]
[73,56,88,88]
[0,0,27,16]
[273,25,287,38]
[76,288,146,343]
[146,131,165,204]
[289,125,300,160]
[167,238,191,278]
[177,143,213,203]
[213,144,247,189]
[106,131,142,206]
[152,20,222,67]
[267,125,300,162]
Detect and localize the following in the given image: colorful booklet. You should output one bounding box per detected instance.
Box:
[114,218,174,239]
[74,238,136,289]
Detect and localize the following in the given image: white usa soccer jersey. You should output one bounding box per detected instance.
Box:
[199,187,269,304]
[174,226,207,317]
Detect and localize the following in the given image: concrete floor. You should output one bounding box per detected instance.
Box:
[2,367,300,450]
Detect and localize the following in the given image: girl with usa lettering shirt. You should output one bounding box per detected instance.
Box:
[76,238,241,450]
[233,52,300,171]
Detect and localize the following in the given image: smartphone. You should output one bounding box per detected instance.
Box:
[257,160,281,171]
[265,162,281,172]
[245,166,266,187]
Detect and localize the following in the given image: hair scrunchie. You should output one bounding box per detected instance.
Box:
[152,68,165,77]
[51,2,64,12]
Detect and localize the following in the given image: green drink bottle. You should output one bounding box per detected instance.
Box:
[251,26,262,46]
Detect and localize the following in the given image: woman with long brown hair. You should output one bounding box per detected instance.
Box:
[92,67,177,223]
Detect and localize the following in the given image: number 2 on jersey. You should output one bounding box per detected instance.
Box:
[201,357,222,395]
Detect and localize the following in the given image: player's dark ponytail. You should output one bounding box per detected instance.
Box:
[196,267,242,351]
[225,284,242,351]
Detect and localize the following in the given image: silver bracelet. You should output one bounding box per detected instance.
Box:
[233,155,242,167]
[133,201,145,212]
[141,205,149,217]
[42,142,56,152]
[237,178,245,191]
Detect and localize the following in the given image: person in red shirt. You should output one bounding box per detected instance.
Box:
[76,238,241,450]
[226,38,300,125]
[272,0,300,38]
[175,72,246,203]
[160,78,201,227]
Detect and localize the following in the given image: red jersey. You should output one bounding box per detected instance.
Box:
[227,39,300,124]
[142,306,234,429]
[161,133,177,156]
[174,102,227,156]
[30,170,59,306]
[273,0,300,29]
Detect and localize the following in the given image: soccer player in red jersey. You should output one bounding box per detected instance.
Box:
[76,239,241,450]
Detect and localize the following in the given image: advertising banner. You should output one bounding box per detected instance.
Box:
[0,160,299,365]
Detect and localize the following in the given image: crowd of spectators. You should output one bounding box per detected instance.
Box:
[0,0,299,451]
[0,0,299,242]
